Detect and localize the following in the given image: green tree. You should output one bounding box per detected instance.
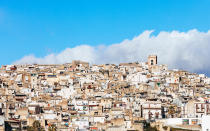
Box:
[27,120,45,131]
[144,123,158,131]
[48,124,57,131]
[168,105,175,118]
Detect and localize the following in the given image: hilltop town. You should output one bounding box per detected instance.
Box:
[0,55,209,131]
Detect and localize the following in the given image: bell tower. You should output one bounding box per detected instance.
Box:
[148,55,157,66]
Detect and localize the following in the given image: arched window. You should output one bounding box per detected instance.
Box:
[151,60,154,65]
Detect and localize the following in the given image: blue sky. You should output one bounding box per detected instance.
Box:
[0,0,210,66]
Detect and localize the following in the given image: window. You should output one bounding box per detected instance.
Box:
[151,60,154,65]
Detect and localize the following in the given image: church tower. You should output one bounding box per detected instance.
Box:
[148,55,157,66]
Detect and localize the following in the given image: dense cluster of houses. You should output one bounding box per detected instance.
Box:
[0,55,209,131]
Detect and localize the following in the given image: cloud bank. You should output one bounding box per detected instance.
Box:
[14,29,210,74]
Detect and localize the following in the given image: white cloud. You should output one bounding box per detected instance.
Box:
[14,29,210,74]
